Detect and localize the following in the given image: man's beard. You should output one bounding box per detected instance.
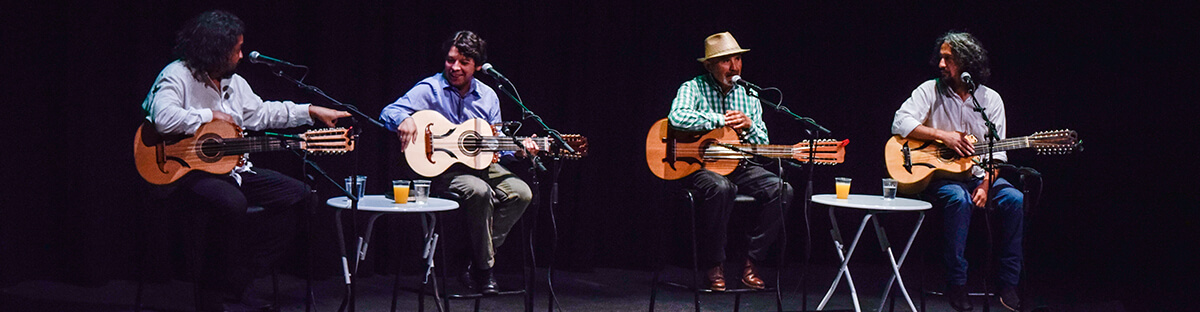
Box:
[212,62,238,80]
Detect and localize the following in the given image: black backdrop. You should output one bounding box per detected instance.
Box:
[3,0,1196,309]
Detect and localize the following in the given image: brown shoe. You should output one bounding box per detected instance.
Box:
[742,259,765,290]
[705,265,726,291]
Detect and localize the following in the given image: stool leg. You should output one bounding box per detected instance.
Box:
[686,192,701,312]
[649,270,660,312]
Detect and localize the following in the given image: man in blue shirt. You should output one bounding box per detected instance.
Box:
[380,31,532,295]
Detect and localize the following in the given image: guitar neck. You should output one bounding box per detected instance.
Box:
[219,136,300,155]
[468,136,552,152]
[706,143,796,159]
[968,136,1030,155]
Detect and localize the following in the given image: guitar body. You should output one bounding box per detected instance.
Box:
[404,110,589,177]
[406,110,500,177]
[645,118,739,180]
[884,129,1081,194]
[134,120,242,185]
[884,135,973,194]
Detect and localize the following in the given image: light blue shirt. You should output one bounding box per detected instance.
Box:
[380,73,512,157]
[380,73,502,130]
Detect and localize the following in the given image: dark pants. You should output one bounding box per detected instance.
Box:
[924,177,1024,287]
[165,168,309,303]
[683,163,793,268]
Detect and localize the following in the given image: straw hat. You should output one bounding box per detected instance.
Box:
[696,32,750,62]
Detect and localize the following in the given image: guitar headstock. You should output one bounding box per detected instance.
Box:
[1029,129,1081,155]
[300,127,356,154]
[549,134,588,159]
[792,139,848,165]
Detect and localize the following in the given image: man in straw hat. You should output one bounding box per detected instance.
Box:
[667,31,793,291]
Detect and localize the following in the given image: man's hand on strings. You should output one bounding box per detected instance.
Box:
[396,117,417,150]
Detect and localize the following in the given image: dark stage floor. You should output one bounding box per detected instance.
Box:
[2,264,1127,312]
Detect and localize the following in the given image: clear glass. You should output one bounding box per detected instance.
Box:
[412,180,431,204]
[882,178,898,200]
[835,177,852,199]
[344,175,367,199]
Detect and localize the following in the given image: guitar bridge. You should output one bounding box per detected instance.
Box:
[901,142,913,174]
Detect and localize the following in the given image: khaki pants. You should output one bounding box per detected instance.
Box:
[437,164,532,269]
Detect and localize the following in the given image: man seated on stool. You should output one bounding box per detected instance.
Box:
[380,30,538,295]
[668,31,794,291]
[891,31,1024,312]
[141,10,349,312]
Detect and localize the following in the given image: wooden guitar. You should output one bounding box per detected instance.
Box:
[645,118,847,180]
[134,120,355,185]
[403,110,588,177]
[884,129,1080,194]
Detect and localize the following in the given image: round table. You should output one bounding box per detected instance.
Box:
[810,194,931,312]
[326,195,458,312]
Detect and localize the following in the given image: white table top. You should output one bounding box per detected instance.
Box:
[326,195,459,213]
[811,194,932,211]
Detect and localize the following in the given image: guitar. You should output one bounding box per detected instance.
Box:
[134,120,355,185]
[645,118,847,180]
[884,130,1080,194]
[403,110,588,177]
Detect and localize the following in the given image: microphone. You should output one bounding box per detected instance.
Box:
[480,63,510,83]
[730,75,763,91]
[960,72,976,91]
[248,51,299,67]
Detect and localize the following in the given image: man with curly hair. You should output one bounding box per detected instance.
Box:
[891,31,1024,311]
[380,30,535,295]
[141,10,349,311]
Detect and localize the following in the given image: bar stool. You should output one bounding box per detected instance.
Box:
[917,165,1042,311]
[133,201,283,312]
[648,189,784,312]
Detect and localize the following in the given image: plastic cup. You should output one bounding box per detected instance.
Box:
[835,177,852,199]
[392,180,411,204]
[412,180,431,204]
[344,175,366,199]
[882,178,898,200]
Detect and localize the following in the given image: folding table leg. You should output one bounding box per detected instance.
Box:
[818,213,872,312]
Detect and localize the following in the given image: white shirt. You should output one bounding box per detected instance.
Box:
[141,60,314,183]
[892,79,1007,177]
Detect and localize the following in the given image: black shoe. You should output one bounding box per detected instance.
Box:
[999,285,1021,311]
[474,267,500,295]
[947,284,973,311]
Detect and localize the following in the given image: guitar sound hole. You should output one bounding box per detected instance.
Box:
[199,137,224,158]
[460,131,481,156]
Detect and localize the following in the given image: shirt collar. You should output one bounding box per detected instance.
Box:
[439,73,478,98]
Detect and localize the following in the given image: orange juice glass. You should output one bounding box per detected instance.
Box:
[835,177,852,199]
[392,180,411,203]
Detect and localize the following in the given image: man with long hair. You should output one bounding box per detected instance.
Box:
[380,30,535,295]
[891,31,1024,311]
[141,10,349,311]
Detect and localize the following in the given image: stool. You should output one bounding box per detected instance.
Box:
[134,204,281,312]
[917,165,1042,311]
[648,190,783,312]
[432,190,532,312]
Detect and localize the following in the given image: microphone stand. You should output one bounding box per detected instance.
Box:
[291,149,355,311]
[743,86,829,311]
[966,82,1000,312]
[269,67,388,312]
[491,77,568,312]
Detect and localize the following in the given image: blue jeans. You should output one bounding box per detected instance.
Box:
[925,177,1023,287]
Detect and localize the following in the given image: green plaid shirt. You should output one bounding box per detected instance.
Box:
[668,74,769,144]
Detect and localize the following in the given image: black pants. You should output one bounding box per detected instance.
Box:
[165,168,309,301]
[683,163,793,268]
